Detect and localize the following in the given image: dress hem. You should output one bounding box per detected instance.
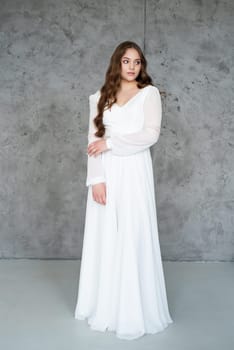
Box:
[74,312,173,340]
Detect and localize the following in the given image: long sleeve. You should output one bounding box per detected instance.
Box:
[86,92,106,187]
[106,86,162,156]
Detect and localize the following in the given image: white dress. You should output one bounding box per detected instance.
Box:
[74,85,173,340]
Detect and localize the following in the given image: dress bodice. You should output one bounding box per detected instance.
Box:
[86,85,162,186]
[103,86,152,137]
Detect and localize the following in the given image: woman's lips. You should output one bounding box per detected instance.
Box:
[127,72,135,75]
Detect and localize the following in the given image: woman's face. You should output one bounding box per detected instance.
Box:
[120,48,142,82]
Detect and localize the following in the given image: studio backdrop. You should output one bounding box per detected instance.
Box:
[0,0,233,260]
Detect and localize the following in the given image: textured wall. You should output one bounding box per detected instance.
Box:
[0,0,233,260]
[146,0,234,261]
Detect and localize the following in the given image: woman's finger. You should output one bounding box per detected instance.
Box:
[101,189,106,204]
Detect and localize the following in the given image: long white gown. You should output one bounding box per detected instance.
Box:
[74,85,173,340]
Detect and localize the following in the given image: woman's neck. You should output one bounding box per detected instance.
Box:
[120,79,138,91]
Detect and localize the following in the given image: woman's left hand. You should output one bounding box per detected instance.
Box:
[87,139,108,157]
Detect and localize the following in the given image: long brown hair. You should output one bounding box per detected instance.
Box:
[94,41,154,137]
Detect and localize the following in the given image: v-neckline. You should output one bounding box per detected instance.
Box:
[115,86,149,108]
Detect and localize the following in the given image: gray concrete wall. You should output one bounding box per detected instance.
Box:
[0,0,233,260]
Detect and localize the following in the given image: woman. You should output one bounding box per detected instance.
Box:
[74,41,173,340]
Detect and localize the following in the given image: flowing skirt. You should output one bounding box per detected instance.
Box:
[74,148,173,340]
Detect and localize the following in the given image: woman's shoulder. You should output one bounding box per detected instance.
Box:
[144,85,161,102]
[89,89,101,102]
[145,84,160,94]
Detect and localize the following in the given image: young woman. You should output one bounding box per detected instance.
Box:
[74,41,173,340]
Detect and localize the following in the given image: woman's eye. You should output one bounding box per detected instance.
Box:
[122,59,141,65]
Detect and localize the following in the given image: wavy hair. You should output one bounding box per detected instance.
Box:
[93,41,154,137]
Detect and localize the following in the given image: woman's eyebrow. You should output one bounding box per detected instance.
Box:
[122,56,141,60]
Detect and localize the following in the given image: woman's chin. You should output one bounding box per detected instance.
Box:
[122,75,136,82]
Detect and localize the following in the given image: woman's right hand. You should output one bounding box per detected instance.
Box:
[92,183,106,205]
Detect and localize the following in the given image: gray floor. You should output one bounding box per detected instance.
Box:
[0,260,233,350]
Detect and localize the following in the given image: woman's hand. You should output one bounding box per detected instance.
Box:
[92,183,106,205]
[87,139,108,157]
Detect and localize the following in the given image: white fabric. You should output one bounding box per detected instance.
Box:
[86,94,106,186]
[75,85,173,340]
[86,85,162,185]
[105,86,162,155]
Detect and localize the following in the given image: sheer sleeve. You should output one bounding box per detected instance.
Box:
[105,86,162,156]
[86,91,106,187]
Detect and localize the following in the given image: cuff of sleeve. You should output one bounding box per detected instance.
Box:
[106,137,113,149]
[86,176,106,187]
